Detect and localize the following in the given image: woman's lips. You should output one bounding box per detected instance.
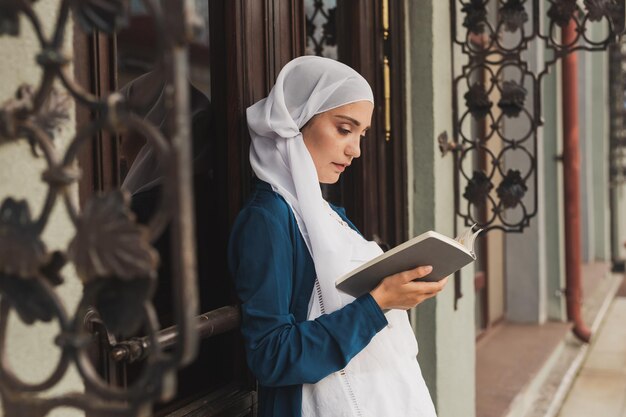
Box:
[332,162,346,172]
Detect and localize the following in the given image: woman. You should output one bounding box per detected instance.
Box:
[228,56,448,417]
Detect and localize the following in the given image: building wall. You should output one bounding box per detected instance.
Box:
[580,23,611,265]
[542,54,567,321]
[579,45,595,263]
[503,0,548,324]
[0,1,84,416]
[406,1,476,416]
[589,24,611,263]
[612,179,626,262]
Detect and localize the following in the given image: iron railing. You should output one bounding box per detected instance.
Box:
[0,1,202,416]
[448,0,625,233]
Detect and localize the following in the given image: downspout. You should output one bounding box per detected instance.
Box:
[561,19,592,343]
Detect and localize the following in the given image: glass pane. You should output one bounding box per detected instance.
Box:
[304,0,338,59]
[113,3,224,407]
[117,2,211,179]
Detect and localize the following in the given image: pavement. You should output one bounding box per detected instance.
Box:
[557,288,626,416]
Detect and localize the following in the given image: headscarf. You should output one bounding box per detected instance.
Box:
[246,56,437,417]
[247,55,378,316]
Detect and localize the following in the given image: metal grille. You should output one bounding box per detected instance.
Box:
[0,1,201,416]
[305,0,338,58]
[448,0,625,232]
[610,41,626,186]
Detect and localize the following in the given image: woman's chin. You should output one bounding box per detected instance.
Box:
[319,175,341,185]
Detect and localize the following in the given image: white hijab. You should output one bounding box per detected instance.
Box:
[247,55,436,417]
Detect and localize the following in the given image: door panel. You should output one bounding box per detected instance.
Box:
[304,0,407,248]
[78,0,406,414]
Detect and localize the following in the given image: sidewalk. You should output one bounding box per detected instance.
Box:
[475,264,622,417]
[557,293,626,416]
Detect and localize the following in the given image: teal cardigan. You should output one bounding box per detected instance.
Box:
[228,179,388,417]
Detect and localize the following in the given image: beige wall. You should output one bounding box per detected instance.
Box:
[0,1,84,416]
[406,1,476,416]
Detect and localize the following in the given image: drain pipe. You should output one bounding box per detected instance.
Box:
[561,19,591,343]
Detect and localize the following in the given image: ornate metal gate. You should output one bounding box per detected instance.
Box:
[0,1,203,416]
[448,0,625,232]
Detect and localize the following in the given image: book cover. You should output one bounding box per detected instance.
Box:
[335,226,481,298]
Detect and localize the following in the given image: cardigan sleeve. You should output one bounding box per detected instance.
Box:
[228,206,388,387]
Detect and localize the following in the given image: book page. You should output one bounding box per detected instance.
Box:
[454,224,483,257]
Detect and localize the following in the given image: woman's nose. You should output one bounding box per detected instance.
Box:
[345,137,361,158]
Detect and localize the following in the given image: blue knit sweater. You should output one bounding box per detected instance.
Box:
[228,179,388,417]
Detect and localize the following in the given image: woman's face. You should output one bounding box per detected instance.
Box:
[301,100,374,184]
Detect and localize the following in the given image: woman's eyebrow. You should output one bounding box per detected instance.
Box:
[334,114,369,129]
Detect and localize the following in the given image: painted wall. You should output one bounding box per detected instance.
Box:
[503,0,548,324]
[542,55,567,321]
[580,23,611,264]
[612,181,626,262]
[0,1,84,416]
[579,45,595,263]
[589,24,611,263]
[406,1,476,416]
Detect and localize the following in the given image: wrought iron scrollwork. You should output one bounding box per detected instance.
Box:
[0,1,200,416]
[609,40,626,186]
[450,0,625,232]
[305,0,338,58]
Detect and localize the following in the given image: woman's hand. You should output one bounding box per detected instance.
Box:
[369,266,448,310]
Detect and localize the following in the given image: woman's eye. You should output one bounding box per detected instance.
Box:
[338,127,351,135]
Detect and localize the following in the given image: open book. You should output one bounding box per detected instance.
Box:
[335,225,482,298]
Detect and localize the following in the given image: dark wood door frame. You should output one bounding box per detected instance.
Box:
[211,0,305,229]
[75,0,408,414]
[335,0,408,248]
[74,26,120,205]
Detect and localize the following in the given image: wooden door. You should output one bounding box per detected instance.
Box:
[76,0,406,414]
[305,0,408,247]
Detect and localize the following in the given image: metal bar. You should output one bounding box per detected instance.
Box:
[111,306,241,364]
[162,0,199,367]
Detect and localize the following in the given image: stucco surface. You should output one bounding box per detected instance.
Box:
[406,1,476,416]
[0,1,84,416]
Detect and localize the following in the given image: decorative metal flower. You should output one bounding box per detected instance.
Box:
[465,82,493,119]
[462,0,488,35]
[498,80,527,117]
[40,251,66,287]
[500,0,529,32]
[0,198,46,278]
[68,190,158,282]
[323,7,337,46]
[0,84,33,141]
[0,1,40,37]
[496,169,527,208]
[584,0,621,22]
[0,198,62,324]
[36,86,71,134]
[70,0,129,34]
[547,0,578,28]
[0,272,58,324]
[463,171,494,206]
[69,191,158,337]
[0,85,70,156]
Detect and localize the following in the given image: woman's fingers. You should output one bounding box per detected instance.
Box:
[401,276,447,293]
[371,269,450,310]
[397,265,433,283]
